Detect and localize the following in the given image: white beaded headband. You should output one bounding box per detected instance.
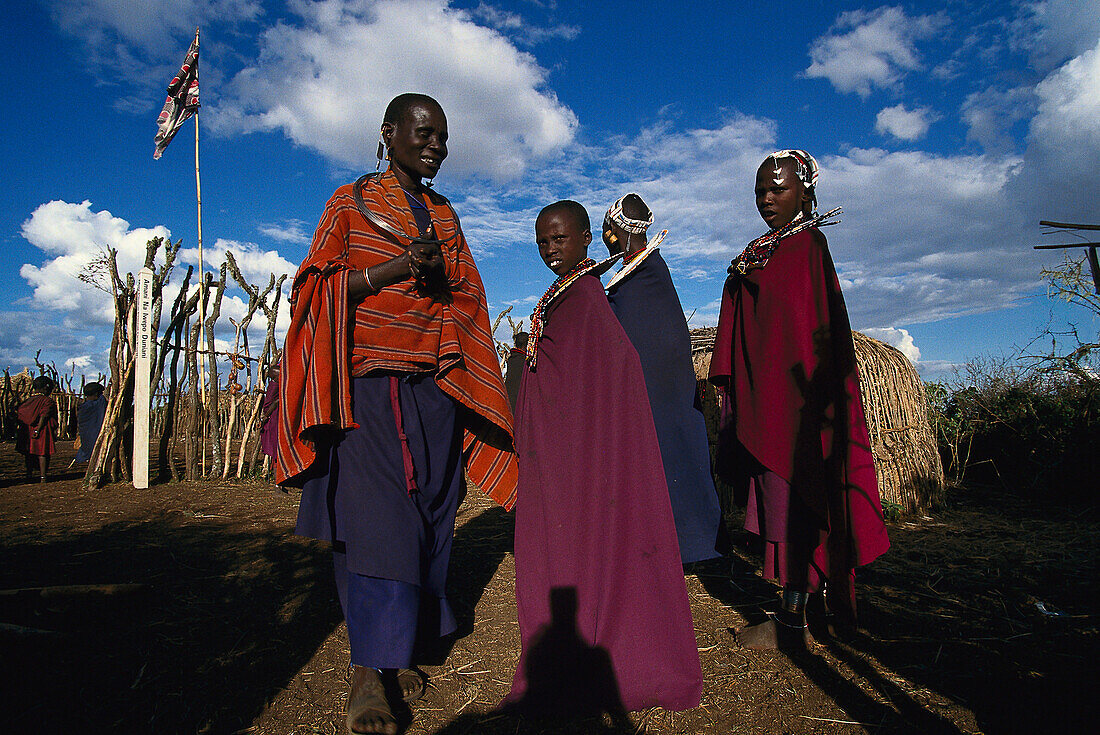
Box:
[604,194,654,235]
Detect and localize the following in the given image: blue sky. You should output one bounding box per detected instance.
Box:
[3,0,1099,380]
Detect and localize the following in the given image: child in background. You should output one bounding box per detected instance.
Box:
[17,376,59,483]
[71,382,106,467]
[508,200,701,715]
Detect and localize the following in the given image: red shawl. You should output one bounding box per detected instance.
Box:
[709,228,888,568]
[276,170,518,508]
[17,394,57,456]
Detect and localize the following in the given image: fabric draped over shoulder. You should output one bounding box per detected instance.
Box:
[276,170,518,508]
[511,274,702,713]
[606,250,724,563]
[709,228,889,570]
[17,395,58,456]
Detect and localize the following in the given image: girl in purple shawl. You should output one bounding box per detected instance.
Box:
[508,200,701,716]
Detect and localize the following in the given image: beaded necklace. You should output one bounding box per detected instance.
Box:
[730,206,842,275]
[605,229,667,290]
[525,257,600,369]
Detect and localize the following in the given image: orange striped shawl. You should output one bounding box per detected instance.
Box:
[275,170,518,509]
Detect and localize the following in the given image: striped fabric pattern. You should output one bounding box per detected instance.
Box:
[276,170,518,509]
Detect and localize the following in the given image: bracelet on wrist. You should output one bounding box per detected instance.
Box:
[364,266,376,291]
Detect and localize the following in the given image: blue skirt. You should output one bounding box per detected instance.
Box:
[296,374,463,667]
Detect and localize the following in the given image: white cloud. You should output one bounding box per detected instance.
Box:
[66,355,93,370]
[1022,37,1100,219]
[1031,37,1100,146]
[179,239,297,289]
[46,0,262,50]
[1012,0,1100,72]
[913,359,961,380]
[16,201,293,376]
[804,6,945,97]
[874,104,940,141]
[451,110,1045,330]
[19,200,172,323]
[258,220,312,245]
[962,86,1038,152]
[470,2,580,45]
[211,0,578,181]
[44,0,263,100]
[861,327,921,362]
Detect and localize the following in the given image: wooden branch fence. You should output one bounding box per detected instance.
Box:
[39,236,289,488]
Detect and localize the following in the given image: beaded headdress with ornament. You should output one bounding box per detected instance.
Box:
[526,253,622,369]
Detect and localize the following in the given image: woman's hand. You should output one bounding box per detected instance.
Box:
[407,238,444,280]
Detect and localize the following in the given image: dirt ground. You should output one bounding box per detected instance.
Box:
[1,441,1097,735]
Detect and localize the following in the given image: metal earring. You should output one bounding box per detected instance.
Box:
[375,137,385,172]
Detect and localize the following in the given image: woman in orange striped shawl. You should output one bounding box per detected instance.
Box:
[276,94,517,735]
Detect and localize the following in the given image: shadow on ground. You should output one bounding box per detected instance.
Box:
[0,513,342,734]
[698,496,1099,734]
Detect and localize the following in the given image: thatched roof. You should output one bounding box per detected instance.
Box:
[689,328,944,514]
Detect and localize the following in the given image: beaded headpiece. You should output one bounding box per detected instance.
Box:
[768,149,819,189]
[730,207,843,275]
[603,194,654,235]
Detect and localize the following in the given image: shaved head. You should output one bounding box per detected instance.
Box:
[537,200,590,234]
[620,194,651,223]
[383,93,444,126]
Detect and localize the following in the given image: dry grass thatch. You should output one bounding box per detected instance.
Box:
[851,331,945,513]
[690,328,945,515]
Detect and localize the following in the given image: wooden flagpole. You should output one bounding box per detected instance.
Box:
[194,27,208,475]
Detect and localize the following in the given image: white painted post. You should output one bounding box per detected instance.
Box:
[133,267,154,489]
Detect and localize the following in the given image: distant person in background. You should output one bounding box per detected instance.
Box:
[602,193,726,564]
[503,331,527,414]
[258,359,280,460]
[71,382,106,467]
[709,149,889,649]
[17,376,59,483]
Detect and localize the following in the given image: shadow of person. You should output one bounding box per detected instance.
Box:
[431,587,636,734]
[0,512,344,734]
[494,586,633,732]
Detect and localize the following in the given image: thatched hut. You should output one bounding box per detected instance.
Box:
[690,328,944,515]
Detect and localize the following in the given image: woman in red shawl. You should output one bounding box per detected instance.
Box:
[709,150,889,650]
[17,375,58,483]
[276,94,517,735]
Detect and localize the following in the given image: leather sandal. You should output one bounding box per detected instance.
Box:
[396,668,426,702]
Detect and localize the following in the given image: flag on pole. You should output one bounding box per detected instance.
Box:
[153,33,200,160]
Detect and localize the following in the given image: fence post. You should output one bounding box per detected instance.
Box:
[133,267,154,489]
